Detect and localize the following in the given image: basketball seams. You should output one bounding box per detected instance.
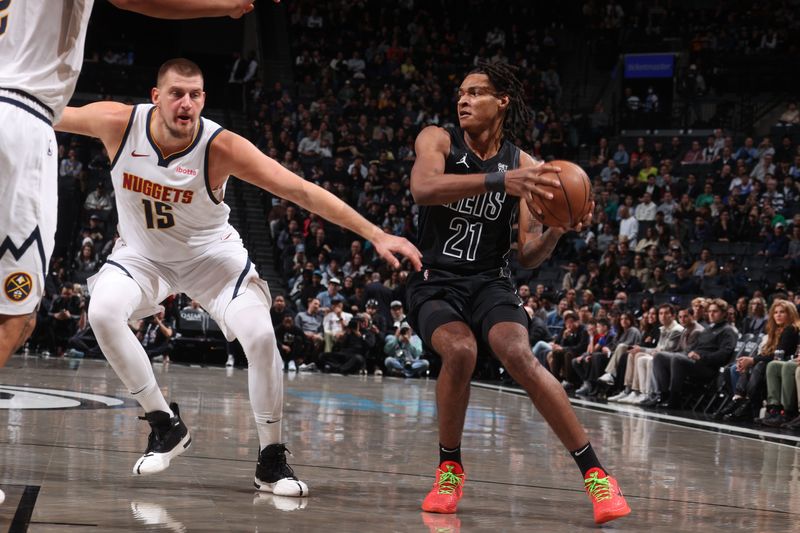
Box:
[556,168,574,227]
[538,194,570,227]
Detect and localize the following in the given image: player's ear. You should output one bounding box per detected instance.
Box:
[497,93,510,111]
[151,87,160,107]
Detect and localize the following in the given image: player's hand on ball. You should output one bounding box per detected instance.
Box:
[504,163,561,216]
[371,230,423,271]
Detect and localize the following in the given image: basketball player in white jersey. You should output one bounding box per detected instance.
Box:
[54,58,423,496]
[0,1,264,372]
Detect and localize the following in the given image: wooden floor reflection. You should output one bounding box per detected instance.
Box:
[1,355,799,532]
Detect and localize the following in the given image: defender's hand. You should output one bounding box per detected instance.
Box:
[371,231,423,271]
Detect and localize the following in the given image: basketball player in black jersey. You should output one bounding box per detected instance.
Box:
[409,62,630,524]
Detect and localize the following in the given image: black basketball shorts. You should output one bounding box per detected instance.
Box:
[406,267,528,350]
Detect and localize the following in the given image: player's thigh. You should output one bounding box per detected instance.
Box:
[89,246,171,321]
[182,243,270,339]
[0,107,56,316]
[418,299,477,366]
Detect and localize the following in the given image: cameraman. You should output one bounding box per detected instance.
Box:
[319,316,373,375]
[384,325,428,378]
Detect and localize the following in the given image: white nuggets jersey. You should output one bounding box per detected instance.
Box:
[0,0,94,121]
[111,104,237,262]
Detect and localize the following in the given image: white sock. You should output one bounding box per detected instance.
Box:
[223,284,284,450]
[89,270,171,415]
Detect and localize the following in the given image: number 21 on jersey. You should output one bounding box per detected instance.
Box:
[443,217,483,261]
[0,0,12,37]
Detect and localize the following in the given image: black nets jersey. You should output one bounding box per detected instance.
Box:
[416,126,521,275]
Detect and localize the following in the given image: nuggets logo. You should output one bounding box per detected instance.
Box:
[4,272,33,302]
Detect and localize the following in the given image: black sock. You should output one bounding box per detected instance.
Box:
[439,443,462,466]
[570,442,604,477]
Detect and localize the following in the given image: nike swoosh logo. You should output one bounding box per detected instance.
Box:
[131,151,149,157]
[266,420,280,424]
[574,445,590,456]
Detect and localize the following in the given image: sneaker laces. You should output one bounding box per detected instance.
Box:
[435,465,464,495]
[584,471,613,502]
[139,414,169,454]
[260,444,297,480]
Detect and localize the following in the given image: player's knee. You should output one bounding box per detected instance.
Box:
[87,296,121,336]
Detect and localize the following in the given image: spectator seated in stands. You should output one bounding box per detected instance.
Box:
[759,222,789,257]
[652,299,738,409]
[572,318,615,397]
[608,308,659,401]
[49,285,82,357]
[319,316,373,375]
[543,311,589,391]
[83,181,113,220]
[598,312,642,393]
[275,313,308,372]
[322,297,352,352]
[71,242,100,285]
[384,324,428,378]
[270,294,295,329]
[295,297,324,369]
[137,310,174,364]
[316,276,343,311]
[729,300,800,425]
[618,304,683,405]
[777,102,800,127]
[740,297,768,336]
[640,307,705,407]
[689,248,718,280]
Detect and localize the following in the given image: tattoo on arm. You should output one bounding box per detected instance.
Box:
[528,217,543,236]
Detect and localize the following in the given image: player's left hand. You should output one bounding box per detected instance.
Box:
[552,201,595,234]
[372,231,423,271]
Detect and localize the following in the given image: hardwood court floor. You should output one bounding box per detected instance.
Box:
[1,356,799,532]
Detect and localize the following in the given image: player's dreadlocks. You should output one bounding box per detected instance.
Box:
[470,61,533,142]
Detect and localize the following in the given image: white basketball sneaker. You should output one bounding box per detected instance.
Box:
[133,402,192,476]
[254,443,309,497]
[0,488,4,505]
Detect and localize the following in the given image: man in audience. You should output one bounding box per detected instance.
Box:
[641,307,705,407]
[652,299,738,408]
[295,297,324,368]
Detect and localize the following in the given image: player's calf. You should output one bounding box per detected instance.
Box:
[0,312,36,367]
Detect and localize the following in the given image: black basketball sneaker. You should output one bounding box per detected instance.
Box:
[133,402,192,476]
[254,443,308,497]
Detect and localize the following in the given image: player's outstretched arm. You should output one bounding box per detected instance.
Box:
[409,126,561,213]
[55,103,133,162]
[516,154,594,268]
[109,0,275,19]
[210,131,423,271]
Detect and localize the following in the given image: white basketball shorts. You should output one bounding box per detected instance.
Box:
[88,238,272,341]
[0,93,57,315]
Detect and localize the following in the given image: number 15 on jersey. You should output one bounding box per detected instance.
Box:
[142,199,175,229]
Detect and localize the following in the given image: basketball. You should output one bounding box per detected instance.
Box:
[527,160,592,228]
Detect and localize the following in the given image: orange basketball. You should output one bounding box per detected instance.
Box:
[527,160,592,228]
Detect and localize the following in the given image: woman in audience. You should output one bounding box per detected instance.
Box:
[752,300,800,427]
[610,308,660,402]
[599,312,642,397]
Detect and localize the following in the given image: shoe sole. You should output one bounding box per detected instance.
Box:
[254,477,309,497]
[596,504,632,524]
[133,432,192,476]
